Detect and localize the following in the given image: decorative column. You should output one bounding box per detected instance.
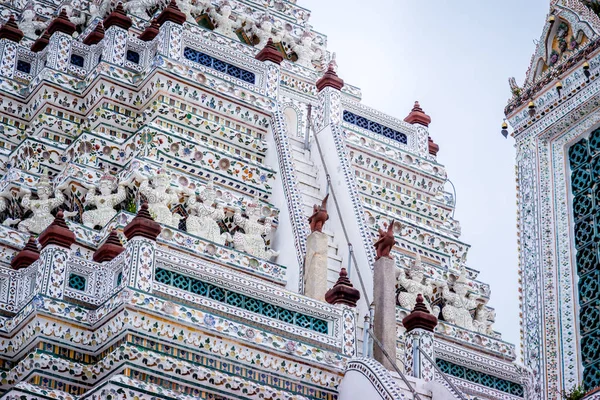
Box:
[402,294,438,381]
[372,221,398,370]
[155,0,186,61]
[123,203,161,292]
[0,16,24,79]
[42,9,76,72]
[403,101,437,160]
[315,57,344,131]
[102,4,132,66]
[326,268,360,357]
[304,194,329,300]
[36,211,76,299]
[256,38,283,100]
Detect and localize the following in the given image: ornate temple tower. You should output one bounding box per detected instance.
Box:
[505,1,600,398]
[0,0,522,399]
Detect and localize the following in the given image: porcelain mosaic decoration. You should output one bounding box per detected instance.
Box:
[0,0,522,398]
[504,1,600,398]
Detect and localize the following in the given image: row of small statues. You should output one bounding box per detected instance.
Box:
[0,168,279,261]
[397,255,494,335]
[372,223,494,335]
[20,0,323,69]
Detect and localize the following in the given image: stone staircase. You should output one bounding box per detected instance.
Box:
[288,136,344,287]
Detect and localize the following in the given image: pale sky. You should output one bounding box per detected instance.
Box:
[300,0,550,352]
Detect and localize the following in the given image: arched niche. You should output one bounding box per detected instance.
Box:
[283,106,300,138]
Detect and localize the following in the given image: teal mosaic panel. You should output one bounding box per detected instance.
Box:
[155,268,329,334]
[569,132,600,390]
[67,273,87,291]
[435,359,524,397]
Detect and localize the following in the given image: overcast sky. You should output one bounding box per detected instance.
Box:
[300,0,550,353]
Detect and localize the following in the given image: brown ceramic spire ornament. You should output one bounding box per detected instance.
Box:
[123,202,162,241]
[404,101,431,127]
[31,30,50,52]
[316,54,344,92]
[93,230,124,262]
[38,210,76,249]
[255,38,284,64]
[157,0,187,26]
[308,194,329,233]
[139,19,160,41]
[325,268,360,307]
[11,236,40,269]
[46,9,76,36]
[428,136,439,156]
[103,3,133,30]
[83,22,105,45]
[402,293,438,332]
[0,15,24,43]
[374,220,397,260]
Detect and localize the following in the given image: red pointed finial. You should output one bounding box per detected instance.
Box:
[38,211,76,249]
[31,30,50,52]
[156,0,187,26]
[255,38,284,64]
[103,3,132,30]
[316,56,344,92]
[47,9,76,36]
[0,15,24,43]
[428,136,439,156]
[11,236,40,270]
[404,101,431,127]
[139,19,160,41]
[123,202,162,241]
[325,268,361,307]
[402,293,438,332]
[93,230,124,263]
[83,22,105,45]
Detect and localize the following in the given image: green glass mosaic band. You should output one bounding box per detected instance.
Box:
[436,359,524,396]
[155,267,329,334]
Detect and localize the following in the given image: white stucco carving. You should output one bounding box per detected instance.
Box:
[82,169,127,229]
[396,254,436,313]
[138,166,182,227]
[209,1,241,39]
[18,174,65,234]
[232,196,278,260]
[440,269,478,331]
[186,182,228,245]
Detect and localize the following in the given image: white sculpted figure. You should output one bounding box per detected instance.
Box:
[288,26,320,69]
[397,254,436,313]
[82,169,127,229]
[440,269,479,331]
[209,1,241,39]
[250,11,283,48]
[178,0,210,20]
[474,304,495,336]
[18,173,65,234]
[186,182,229,245]
[123,0,165,19]
[138,166,181,227]
[232,196,278,260]
[89,0,113,20]
[64,2,87,27]
[20,8,48,38]
[0,196,14,227]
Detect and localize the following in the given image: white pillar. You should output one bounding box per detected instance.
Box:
[373,256,397,370]
[304,231,328,301]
